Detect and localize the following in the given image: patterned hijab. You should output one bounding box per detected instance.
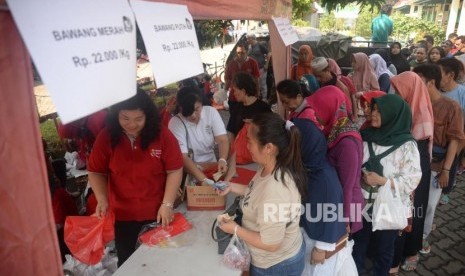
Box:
[307,85,361,149]
[351,53,380,92]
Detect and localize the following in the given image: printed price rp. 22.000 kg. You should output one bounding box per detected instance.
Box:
[73,49,130,68]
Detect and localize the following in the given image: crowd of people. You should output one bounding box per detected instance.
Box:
[216,29,465,275]
[45,28,465,276]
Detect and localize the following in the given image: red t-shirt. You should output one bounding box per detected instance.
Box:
[52,188,78,225]
[88,126,183,221]
[225,57,260,101]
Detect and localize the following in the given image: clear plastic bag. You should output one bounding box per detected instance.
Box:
[222,233,251,271]
[137,212,193,248]
[62,247,117,276]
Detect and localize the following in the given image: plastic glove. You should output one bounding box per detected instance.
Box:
[213,181,229,191]
[202,178,215,186]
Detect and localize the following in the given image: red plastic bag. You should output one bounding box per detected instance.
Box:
[138,212,192,246]
[64,212,115,265]
[234,123,253,164]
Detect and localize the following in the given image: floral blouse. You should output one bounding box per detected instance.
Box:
[361,140,422,216]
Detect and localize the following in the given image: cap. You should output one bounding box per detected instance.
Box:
[311,57,329,73]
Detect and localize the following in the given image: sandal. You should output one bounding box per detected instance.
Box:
[400,255,419,271]
[439,194,450,205]
[419,239,431,255]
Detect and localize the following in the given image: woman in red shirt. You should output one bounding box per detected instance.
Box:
[88,90,183,267]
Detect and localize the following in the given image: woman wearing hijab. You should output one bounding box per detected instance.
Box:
[369,53,394,93]
[351,53,380,119]
[291,45,313,81]
[350,52,380,92]
[311,57,357,119]
[390,42,410,74]
[352,94,422,276]
[327,58,357,94]
[328,58,358,118]
[327,58,342,76]
[359,91,386,130]
[374,48,397,75]
[293,118,357,275]
[307,86,364,235]
[389,71,434,274]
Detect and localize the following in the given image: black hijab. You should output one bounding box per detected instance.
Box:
[390,42,410,74]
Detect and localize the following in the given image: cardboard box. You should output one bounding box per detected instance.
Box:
[186,185,225,211]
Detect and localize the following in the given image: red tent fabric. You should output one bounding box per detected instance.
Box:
[0,10,63,275]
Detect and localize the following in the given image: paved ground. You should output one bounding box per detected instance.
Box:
[402,176,465,276]
[360,176,465,276]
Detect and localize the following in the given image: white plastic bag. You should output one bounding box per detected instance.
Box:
[222,233,251,271]
[372,183,408,231]
[62,247,117,276]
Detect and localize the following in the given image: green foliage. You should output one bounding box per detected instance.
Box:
[391,13,445,45]
[40,120,64,159]
[293,0,313,20]
[194,20,234,49]
[355,6,378,38]
[319,12,344,33]
[322,0,384,13]
[319,8,445,45]
[292,18,310,27]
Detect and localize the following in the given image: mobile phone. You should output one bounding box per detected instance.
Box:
[433,175,439,189]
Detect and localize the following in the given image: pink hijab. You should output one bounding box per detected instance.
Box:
[307,85,361,149]
[390,71,434,155]
[351,53,380,92]
[327,58,342,76]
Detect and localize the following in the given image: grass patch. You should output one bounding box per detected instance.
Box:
[40,119,64,158]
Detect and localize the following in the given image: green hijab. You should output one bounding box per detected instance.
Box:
[361,94,414,176]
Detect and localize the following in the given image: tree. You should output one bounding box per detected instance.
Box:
[194,20,234,49]
[321,0,386,13]
[391,13,445,45]
[292,0,313,20]
[354,5,378,38]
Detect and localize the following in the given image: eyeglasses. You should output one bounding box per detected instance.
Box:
[236,51,245,55]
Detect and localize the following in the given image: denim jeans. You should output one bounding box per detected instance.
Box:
[352,218,398,276]
[249,240,305,276]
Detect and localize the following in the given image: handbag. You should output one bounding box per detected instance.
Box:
[211,196,243,254]
[174,115,194,208]
[372,181,408,231]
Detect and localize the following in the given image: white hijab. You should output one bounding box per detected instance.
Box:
[369,53,394,79]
